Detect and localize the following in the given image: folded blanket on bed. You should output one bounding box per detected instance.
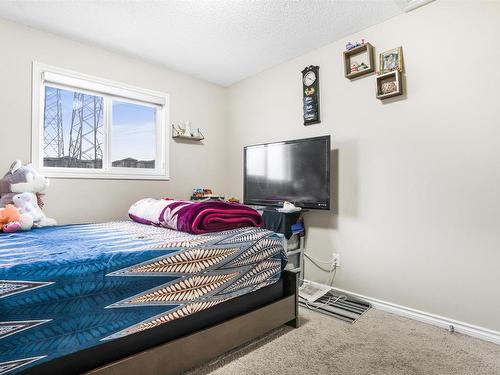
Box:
[129,198,263,234]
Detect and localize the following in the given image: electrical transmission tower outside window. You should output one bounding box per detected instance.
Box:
[43,87,104,169]
[43,87,64,159]
[67,92,104,168]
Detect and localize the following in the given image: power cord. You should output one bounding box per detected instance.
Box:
[299,293,347,312]
[303,252,336,266]
[303,252,338,286]
[299,247,345,310]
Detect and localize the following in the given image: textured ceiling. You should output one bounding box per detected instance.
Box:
[0,1,405,86]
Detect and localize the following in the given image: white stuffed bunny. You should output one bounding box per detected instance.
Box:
[13,192,57,228]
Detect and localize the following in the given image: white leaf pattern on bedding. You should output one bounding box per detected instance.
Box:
[102,298,230,340]
[221,238,283,268]
[219,260,282,294]
[217,228,271,244]
[147,236,216,249]
[109,247,239,275]
[121,272,239,304]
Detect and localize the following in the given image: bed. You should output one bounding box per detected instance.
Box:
[0,221,298,375]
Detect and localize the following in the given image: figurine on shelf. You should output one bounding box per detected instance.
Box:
[193,128,202,138]
[172,122,204,140]
[350,62,359,73]
[358,62,369,71]
[172,124,181,136]
[183,121,192,137]
[345,39,367,51]
[345,42,357,51]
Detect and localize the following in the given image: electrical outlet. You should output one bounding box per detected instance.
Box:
[332,253,340,267]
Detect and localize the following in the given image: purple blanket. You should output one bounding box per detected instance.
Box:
[129,199,263,234]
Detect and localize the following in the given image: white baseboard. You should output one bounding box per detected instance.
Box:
[303,279,500,346]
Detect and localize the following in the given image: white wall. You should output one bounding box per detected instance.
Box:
[227,1,500,331]
[0,18,228,224]
[2,1,499,333]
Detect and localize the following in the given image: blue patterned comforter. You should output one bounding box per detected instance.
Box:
[0,222,287,374]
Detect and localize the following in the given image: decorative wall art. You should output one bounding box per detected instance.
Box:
[379,47,404,74]
[343,40,375,79]
[376,46,405,100]
[302,65,320,125]
[340,40,407,102]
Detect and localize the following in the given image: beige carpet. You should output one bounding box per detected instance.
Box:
[187,307,500,375]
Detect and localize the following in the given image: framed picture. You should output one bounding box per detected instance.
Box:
[379,47,404,74]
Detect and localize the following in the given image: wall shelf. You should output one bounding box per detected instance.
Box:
[172,134,205,141]
[376,70,403,100]
[171,124,205,141]
[343,43,375,80]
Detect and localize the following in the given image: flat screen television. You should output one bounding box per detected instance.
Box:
[244,135,330,210]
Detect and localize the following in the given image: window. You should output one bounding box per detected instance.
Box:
[32,62,169,179]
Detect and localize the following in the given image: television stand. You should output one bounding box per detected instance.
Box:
[260,210,305,282]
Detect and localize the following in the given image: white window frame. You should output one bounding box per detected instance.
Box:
[32,62,170,180]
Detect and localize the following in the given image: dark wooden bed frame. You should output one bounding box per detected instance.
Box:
[21,271,299,375]
[19,270,298,375]
[85,270,299,375]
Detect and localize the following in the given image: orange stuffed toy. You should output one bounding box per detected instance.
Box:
[0,204,22,233]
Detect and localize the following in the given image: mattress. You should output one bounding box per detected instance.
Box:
[0,222,287,374]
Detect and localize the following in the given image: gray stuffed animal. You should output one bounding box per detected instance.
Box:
[0,160,56,228]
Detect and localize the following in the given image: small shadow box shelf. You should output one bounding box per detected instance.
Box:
[376,70,403,100]
[343,43,375,79]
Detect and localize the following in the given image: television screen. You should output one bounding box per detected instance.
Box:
[244,135,330,210]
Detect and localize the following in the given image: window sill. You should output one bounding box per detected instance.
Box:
[41,170,170,181]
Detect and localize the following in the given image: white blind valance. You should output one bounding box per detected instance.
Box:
[42,71,166,107]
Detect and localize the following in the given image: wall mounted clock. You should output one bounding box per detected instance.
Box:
[302,65,320,126]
